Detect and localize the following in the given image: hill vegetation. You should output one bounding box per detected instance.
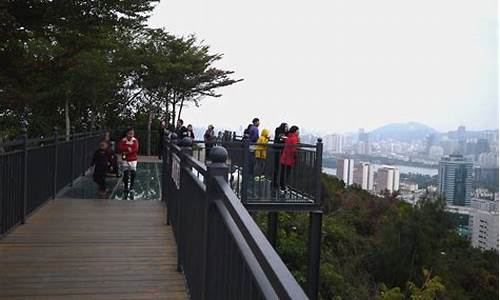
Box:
[257,174,498,299]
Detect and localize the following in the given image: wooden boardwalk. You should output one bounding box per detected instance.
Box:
[0,199,188,300]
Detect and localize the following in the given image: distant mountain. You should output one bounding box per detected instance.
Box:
[370,122,438,142]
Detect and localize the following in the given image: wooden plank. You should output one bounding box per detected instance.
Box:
[0,199,189,299]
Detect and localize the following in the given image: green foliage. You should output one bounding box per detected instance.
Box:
[0,0,240,138]
[263,173,498,300]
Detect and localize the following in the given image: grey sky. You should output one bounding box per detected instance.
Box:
[149,0,498,134]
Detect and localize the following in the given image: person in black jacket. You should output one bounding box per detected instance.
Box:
[273,123,288,188]
[92,140,112,196]
[204,125,216,161]
[186,124,195,139]
[175,119,188,139]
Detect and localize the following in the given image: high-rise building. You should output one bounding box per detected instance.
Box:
[478,152,499,168]
[356,129,371,155]
[353,162,374,191]
[456,125,467,154]
[375,166,400,193]
[336,158,354,185]
[425,133,436,154]
[324,134,343,153]
[332,134,343,153]
[476,139,490,155]
[438,155,473,206]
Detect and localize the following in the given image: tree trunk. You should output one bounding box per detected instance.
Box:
[147,109,152,156]
[90,99,96,132]
[177,97,185,123]
[65,99,71,141]
[171,99,177,128]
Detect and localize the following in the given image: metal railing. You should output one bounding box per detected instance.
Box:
[192,131,323,211]
[0,128,104,235]
[162,138,311,300]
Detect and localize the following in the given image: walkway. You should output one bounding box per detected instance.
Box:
[0,199,188,299]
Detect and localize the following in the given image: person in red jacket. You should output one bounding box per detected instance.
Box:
[118,128,139,195]
[279,126,300,190]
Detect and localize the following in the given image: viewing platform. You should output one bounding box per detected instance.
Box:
[1,128,322,300]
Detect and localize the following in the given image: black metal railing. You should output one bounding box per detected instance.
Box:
[0,128,104,235]
[167,132,323,210]
[162,138,312,300]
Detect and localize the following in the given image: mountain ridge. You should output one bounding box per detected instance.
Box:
[370,122,438,141]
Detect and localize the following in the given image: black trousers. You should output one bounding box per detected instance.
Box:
[272,150,282,187]
[279,164,292,189]
[93,172,106,191]
[205,145,212,162]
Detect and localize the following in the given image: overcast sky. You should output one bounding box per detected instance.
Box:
[149,0,498,134]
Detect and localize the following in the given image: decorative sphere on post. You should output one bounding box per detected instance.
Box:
[179,137,193,147]
[209,146,228,164]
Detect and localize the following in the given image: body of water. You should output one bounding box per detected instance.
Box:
[323,163,438,177]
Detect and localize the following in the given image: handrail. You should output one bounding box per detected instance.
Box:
[1,129,107,151]
[1,130,104,236]
[214,176,309,299]
[162,139,310,299]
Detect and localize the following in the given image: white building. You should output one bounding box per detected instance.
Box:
[400,182,419,192]
[446,204,499,251]
[478,152,499,168]
[471,198,499,212]
[353,162,374,191]
[336,158,354,185]
[375,166,400,193]
[470,209,499,251]
[324,134,344,154]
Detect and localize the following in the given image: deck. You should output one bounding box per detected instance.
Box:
[0,198,188,300]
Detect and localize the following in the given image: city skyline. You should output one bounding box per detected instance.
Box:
[149,0,498,133]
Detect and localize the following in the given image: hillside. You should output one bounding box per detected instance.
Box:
[371,122,438,141]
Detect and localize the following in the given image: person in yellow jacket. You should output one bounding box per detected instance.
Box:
[254,129,270,178]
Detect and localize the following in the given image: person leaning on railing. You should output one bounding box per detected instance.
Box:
[272,122,288,189]
[279,125,299,191]
[204,125,216,162]
[254,128,270,179]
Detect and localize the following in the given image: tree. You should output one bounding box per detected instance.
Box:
[0,0,158,137]
[134,29,242,127]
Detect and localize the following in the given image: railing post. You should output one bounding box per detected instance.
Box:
[162,136,171,225]
[267,211,278,248]
[70,126,75,186]
[314,138,323,204]
[241,138,249,202]
[82,124,87,176]
[147,128,151,156]
[53,127,58,199]
[176,137,193,273]
[203,146,229,300]
[21,127,28,224]
[307,210,323,300]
